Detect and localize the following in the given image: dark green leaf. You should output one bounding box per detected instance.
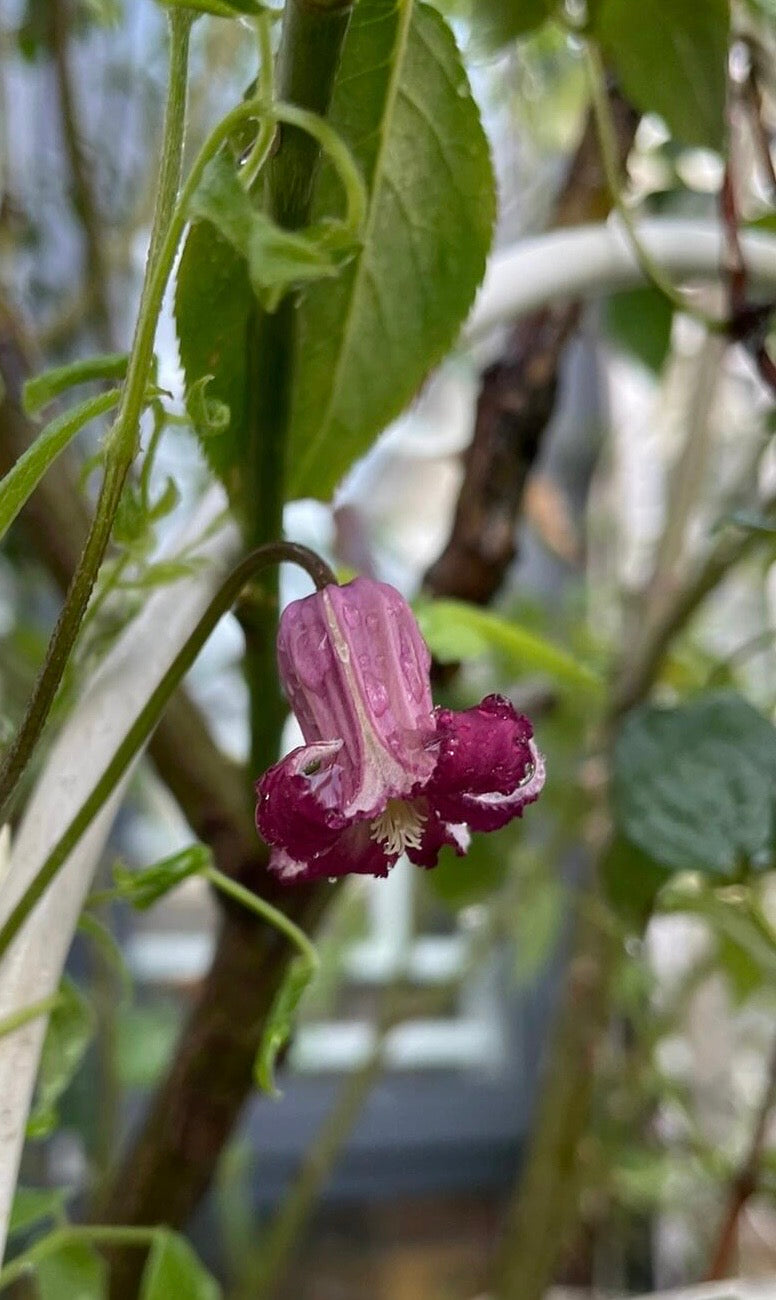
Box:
[605,287,674,373]
[27,979,94,1140]
[113,844,211,910]
[416,599,603,695]
[473,0,551,49]
[613,691,776,877]
[594,0,730,151]
[287,0,496,500]
[23,353,128,415]
[254,956,314,1097]
[8,1188,69,1240]
[35,1241,107,1300]
[139,1231,221,1300]
[0,390,121,545]
[116,1003,180,1089]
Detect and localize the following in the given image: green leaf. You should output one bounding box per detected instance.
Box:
[35,1241,107,1300]
[159,0,266,16]
[605,287,674,373]
[425,825,510,908]
[112,844,212,910]
[8,1187,69,1239]
[27,979,94,1140]
[600,835,671,929]
[594,0,730,151]
[247,215,337,309]
[287,0,496,500]
[139,1232,221,1300]
[175,222,253,497]
[187,153,257,256]
[189,152,339,312]
[77,912,132,1002]
[612,691,776,878]
[415,599,603,695]
[0,390,121,545]
[472,0,551,49]
[23,353,128,415]
[254,956,314,1097]
[116,1002,180,1089]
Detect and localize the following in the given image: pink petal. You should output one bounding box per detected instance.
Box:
[256,741,349,862]
[268,822,398,884]
[427,694,545,832]
[276,578,436,819]
[406,807,471,870]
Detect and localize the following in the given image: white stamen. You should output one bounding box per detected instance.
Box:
[370,799,426,856]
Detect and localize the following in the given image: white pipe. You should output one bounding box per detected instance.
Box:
[467,217,776,338]
[0,487,239,1262]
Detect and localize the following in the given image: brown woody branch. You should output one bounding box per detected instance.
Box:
[47,0,115,348]
[424,95,637,607]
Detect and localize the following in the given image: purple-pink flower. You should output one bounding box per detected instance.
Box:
[255,577,545,884]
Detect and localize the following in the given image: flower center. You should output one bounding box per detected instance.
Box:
[370,799,426,856]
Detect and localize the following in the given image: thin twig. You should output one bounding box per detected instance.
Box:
[705,1035,776,1280]
[48,0,114,348]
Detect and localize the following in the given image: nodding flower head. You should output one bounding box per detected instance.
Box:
[255,577,545,883]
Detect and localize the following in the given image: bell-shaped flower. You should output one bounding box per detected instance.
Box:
[256,577,545,883]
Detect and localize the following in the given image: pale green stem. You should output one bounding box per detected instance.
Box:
[0,993,62,1042]
[240,14,277,192]
[584,41,723,333]
[205,867,319,973]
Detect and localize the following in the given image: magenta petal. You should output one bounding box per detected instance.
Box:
[427,694,546,832]
[268,822,398,884]
[406,807,471,870]
[255,741,349,862]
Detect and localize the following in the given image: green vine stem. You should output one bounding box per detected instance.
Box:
[0,993,63,1044]
[206,867,318,974]
[0,543,336,966]
[584,40,723,334]
[0,10,194,822]
[0,1224,161,1293]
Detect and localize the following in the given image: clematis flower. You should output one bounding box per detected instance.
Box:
[255,577,545,883]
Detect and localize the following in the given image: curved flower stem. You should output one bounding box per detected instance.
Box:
[0,542,336,966]
[205,867,319,973]
[0,1224,161,1293]
[584,40,724,334]
[0,10,194,823]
